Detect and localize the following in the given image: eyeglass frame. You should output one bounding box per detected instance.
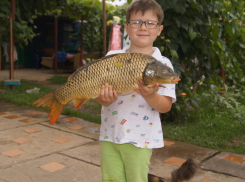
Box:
[127,20,160,29]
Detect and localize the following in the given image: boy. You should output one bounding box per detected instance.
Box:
[96,0,176,181]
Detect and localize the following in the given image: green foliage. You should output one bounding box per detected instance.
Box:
[63,0,103,53]
[0,0,129,53]
[0,0,64,46]
[155,0,245,122]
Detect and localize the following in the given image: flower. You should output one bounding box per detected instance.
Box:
[178,93,187,96]
[107,20,113,26]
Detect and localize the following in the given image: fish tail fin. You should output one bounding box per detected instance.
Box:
[170,158,198,182]
[33,90,65,125]
[73,98,89,109]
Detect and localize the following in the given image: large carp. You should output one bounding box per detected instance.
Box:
[33,53,180,124]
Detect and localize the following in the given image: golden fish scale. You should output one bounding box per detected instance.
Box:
[54,53,155,104]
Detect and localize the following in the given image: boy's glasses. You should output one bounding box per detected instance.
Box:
[127,20,160,29]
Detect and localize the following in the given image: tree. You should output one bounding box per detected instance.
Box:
[154,0,245,121]
[0,0,66,46]
[0,0,124,53]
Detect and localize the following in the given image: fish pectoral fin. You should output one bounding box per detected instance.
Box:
[73,98,89,109]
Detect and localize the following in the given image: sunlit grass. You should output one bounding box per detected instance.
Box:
[47,75,69,85]
[163,103,245,154]
[0,80,101,123]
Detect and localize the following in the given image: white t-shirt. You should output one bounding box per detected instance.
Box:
[99,47,176,149]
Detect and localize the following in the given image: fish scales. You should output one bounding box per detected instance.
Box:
[54,54,150,103]
[33,53,180,124]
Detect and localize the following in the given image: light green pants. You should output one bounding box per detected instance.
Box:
[100,141,152,182]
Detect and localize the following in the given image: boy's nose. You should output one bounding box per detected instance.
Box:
[140,22,147,30]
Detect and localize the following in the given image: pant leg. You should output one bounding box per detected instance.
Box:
[118,143,152,182]
[100,141,127,182]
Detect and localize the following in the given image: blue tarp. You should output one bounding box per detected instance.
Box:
[57,51,67,62]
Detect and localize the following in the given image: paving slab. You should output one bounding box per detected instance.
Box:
[0,153,102,182]
[61,141,101,166]
[148,139,218,180]
[42,115,100,140]
[0,124,93,168]
[202,152,245,179]
[60,140,245,182]
[0,112,48,131]
[0,99,245,181]
[151,139,219,163]
[149,160,245,182]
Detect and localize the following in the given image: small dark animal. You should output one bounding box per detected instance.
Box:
[148,158,198,182]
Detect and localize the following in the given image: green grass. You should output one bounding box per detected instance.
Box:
[0,80,53,109]
[0,80,101,123]
[163,98,245,154]
[47,75,69,85]
[84,101,102,110]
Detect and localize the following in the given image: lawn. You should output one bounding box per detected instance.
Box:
[0,79,101,123]
[0,76,244,154]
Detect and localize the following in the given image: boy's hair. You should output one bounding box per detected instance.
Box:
[126,0,164,24]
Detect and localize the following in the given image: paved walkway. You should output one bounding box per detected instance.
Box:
[0,68,64,82]
[0,69,245,182]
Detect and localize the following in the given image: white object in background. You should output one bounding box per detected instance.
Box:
[26,87,40,94]
[123,29,130,49]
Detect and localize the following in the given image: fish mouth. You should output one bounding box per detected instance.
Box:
[171,76,181,84]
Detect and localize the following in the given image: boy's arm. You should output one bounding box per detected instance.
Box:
[133,81,172,113]
[96,83,118,106]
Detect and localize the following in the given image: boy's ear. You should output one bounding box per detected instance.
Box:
[157,25,164,36]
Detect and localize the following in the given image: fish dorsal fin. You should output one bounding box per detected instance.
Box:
[68,68,82,81]
[99,53,120,60]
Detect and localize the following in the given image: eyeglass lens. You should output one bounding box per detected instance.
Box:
[129,20,158,28]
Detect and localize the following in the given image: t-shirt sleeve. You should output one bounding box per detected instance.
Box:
[157,56,177,103]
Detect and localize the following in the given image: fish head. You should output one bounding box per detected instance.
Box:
[142,61,180,86]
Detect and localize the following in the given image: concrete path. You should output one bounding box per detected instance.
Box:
[0,100,244,182]
[0,69,57,82]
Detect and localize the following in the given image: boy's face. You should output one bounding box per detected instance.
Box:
[124,10,163,49]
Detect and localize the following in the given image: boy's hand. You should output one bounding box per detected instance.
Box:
[96,83,118,106]
[133,81,159,99]
[133,81,172,113]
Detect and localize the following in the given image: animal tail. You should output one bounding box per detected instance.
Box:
[33,90,65,125]
[170,158,198,182]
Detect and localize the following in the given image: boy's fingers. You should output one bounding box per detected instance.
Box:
[153,83,159,91]
[100,85,105,96]
[113,90,118,99]
[133,87,140,93]
[108,85,114,99]
[104,83,109,99]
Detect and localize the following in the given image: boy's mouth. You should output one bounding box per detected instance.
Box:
[138,34,149,37]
